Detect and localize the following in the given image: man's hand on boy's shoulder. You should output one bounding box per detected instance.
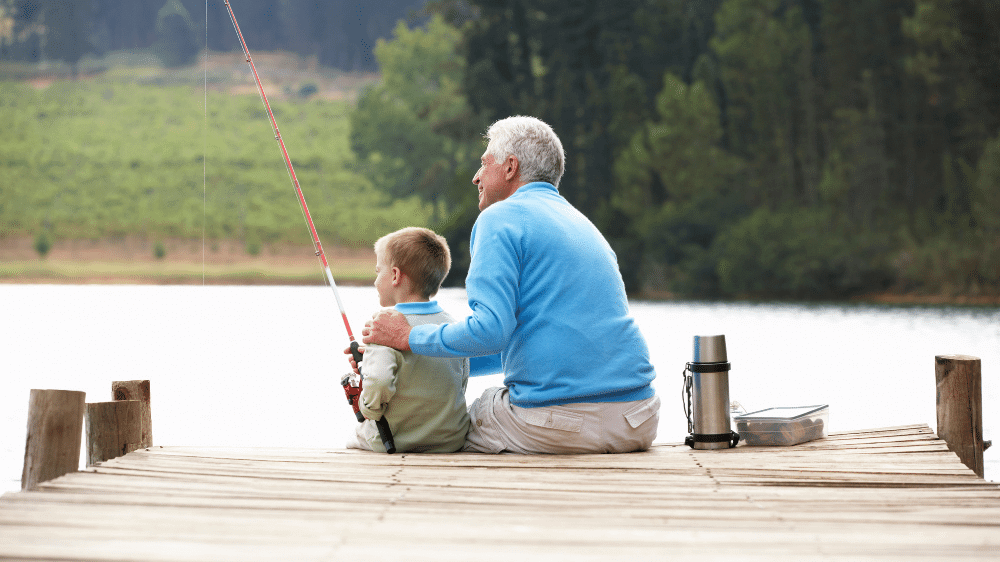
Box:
[363,308,412,352]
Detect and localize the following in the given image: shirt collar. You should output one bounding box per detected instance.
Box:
[394,301,443,315]
[513,181,558,196]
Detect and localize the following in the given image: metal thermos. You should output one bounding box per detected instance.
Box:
[683,335,739,449]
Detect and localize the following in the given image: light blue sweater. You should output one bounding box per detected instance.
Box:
[409,182,656,407]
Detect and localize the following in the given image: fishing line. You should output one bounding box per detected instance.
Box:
[221,0,361,353]
[222,1,394,453]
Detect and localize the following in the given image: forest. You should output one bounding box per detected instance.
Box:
[2,0,999,300]
[1,0,428,72]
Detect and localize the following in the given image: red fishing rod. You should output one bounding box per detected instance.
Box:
[223,0,395,453]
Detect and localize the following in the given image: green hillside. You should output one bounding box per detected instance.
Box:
[0,71,430,257]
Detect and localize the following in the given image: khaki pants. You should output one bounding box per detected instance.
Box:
[463,386,660,454]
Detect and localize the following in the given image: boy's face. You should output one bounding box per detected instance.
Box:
[374,250,396,307]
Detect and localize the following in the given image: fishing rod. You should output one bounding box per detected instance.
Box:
[222,0,395,453]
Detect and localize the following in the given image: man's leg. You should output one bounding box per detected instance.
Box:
[464,386,660,454]
[463,386,509,453]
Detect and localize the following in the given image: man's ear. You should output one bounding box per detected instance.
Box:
[504,155,519,182]
[391,266,403,287]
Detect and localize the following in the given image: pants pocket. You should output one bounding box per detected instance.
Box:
[517,406,584,433]
[623,395,661,429]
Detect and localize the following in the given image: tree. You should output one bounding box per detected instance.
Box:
[972,134,1000,292]
[902,0,1000,231]
[348,14,485,283]
[153,0,198,68]
[1,2,15,56]
[42,0,93,78]
[711,0,820,208]
[463,0,657,217]
[462,0,708,290]
[351,15,480,205]
[613,73,746,295]
[33,231,51,258]
[714,206,890,299]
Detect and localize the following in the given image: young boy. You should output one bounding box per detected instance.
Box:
[349,227,470,453]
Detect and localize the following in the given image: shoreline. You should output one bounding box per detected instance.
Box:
[3,238,997,306]
[0,259,375,287]
[0,236,377,286]
[2,261,997,307]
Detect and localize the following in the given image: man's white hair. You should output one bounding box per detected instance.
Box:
[485,116,566,187]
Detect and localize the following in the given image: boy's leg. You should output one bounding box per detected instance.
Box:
[347,420,379,452]
[463,386,660,454]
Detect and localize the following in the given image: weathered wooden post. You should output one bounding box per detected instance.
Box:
[21,389,86,490]
[935,355,985,478]
[85,400,142,466]
[85,380,152,466]
[112,380,152,448]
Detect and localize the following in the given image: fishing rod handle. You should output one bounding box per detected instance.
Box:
[350,340,363,365]
[376,417,396,454]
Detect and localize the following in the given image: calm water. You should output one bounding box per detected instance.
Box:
[2,284,997,491]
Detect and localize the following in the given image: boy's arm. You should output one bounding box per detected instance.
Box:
[358,344,400,421]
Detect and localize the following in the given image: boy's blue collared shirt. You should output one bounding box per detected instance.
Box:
[394,301,443,315]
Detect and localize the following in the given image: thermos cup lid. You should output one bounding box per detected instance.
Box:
[693,334,727,363]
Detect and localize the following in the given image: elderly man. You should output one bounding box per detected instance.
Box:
[361,115,660,454]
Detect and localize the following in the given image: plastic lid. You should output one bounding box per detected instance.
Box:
[734,405,827,421]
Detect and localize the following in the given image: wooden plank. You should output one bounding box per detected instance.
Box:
[1,423,998,562]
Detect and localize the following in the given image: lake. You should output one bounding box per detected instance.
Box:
[2,284,997,491]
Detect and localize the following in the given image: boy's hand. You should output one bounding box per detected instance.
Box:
[363,309,412,352]
[343,344,364,375]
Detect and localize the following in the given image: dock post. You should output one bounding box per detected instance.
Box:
[935,355,984,478]
[112,380,152,448]
[21,389,86,490]
[85,401,143,466]
[85,380,152,466]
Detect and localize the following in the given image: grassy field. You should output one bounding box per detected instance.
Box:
[0,235,375,285]
[0,51,426,284]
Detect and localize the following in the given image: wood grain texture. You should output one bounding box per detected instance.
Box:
[20,389,85,490]
[936,355,984,477]
[85,400,143,466]
[112,380,153,448]
[2,424,998,561]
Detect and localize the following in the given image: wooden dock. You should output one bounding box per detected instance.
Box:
[1,424,998,561]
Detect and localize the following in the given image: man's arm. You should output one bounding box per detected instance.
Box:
[366,210,520,359]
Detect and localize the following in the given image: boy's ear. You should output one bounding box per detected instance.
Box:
[391,266,403,286]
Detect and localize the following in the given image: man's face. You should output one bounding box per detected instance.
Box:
[473,151,513,212]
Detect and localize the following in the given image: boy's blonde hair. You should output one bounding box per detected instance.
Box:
[374,227,451,299]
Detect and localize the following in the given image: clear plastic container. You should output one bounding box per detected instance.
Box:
[734,405,829,446]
